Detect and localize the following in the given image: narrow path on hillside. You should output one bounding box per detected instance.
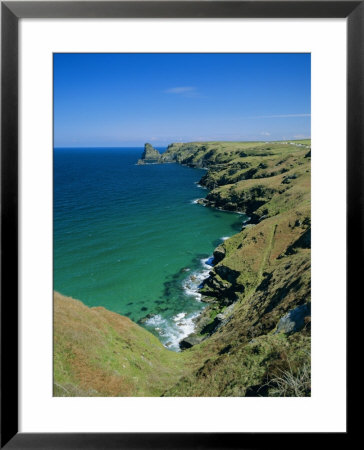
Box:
[258,223,278,283]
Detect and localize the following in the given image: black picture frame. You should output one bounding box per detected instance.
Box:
[1,1,359,448]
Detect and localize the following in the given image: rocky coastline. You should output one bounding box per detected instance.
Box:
[54,140,311,397]
[139,141,311,353]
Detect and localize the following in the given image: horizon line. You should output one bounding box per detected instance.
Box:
[54,138,311,149]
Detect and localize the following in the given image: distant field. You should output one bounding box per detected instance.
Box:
[286,139,311,146]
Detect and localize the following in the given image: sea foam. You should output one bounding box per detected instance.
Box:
[146,255,214,351]
[145,310,201,351]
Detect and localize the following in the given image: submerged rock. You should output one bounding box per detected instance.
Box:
[196,198,209,206]
[137,313,155,324]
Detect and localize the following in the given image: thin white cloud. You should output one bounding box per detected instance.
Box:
[164,86,196,94]
[248,113,311,119]
[261,131,271,136]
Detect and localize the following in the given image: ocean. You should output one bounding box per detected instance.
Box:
[54,147,245,350]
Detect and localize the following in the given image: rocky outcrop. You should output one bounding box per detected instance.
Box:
[137,143,162,164]
[275,303,311,335]
[213,245,226,264]
[203,185,276,216]
[179,334,206,350]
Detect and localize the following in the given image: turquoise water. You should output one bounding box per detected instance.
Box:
[54,148,245,350]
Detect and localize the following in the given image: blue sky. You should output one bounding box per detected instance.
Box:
[54,53,310,147]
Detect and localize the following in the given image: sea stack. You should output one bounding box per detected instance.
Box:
[137,143,161,164]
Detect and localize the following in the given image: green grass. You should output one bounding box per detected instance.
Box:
[165,332,311,397]
[54,292,201,396]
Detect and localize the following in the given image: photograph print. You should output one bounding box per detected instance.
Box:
[53,53,311,397]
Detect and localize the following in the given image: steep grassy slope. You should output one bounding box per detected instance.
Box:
[54,292,199,396]
[54,140,311,397]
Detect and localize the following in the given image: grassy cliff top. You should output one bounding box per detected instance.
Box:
[162,140,310,163]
